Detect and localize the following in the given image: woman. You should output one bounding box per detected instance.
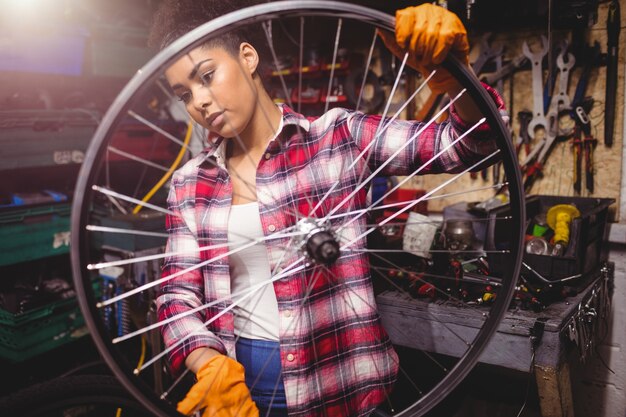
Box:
[150,1,505,416]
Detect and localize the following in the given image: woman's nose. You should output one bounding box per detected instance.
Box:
[192,86,212,111]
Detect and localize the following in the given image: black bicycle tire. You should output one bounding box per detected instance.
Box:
[70,2,525,417]
[0,374,152,417]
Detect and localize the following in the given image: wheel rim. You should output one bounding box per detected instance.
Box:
[70,2,525,416]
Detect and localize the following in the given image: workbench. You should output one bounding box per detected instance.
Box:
[376,263,613,417]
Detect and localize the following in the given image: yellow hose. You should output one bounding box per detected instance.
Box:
[132,120,193,214]
[137,335,147,369]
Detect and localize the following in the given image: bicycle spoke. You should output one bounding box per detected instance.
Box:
[127,110,191,150]
[262,18,316,216]
[355,30,378,112]
[310,66,435,217]
[367,253,493,319]
[333,116,486,237]
[328,183,508,221]
[325,87,468,221]
[365,261,476,348]
[323,18,342,114]
[297,16,304,114]
[136,258,307,374]
[263,20,294,110]
[109,254,306,344]
[86,225,169,238]
[92,185,176,217]
[318,264,425,402]
[340,150,500,251]
[106,147,171,172]
[95,229,303,308]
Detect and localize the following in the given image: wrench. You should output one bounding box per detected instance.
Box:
[471,33,504,75]
[480,54,528,85]
[522,35,549,139]
[535,49,575,164]
[550,51,575,114]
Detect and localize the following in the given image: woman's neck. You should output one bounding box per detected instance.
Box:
[230,89,281,159]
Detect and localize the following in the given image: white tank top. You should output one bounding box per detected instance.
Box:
[228,202,280,341]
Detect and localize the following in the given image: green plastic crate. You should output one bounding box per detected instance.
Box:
[0,110,98,171]
[0,280,99,362]
[0,203,71,266]
[0,298,85,362]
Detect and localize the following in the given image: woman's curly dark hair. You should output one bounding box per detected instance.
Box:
[149,0,269,53]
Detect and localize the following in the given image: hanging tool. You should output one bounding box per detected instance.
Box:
[471,33,504,75]
[573,105,596,193]
[522,35,549,140]
[584,132,597,193]
[604,0,620,147]
[570,43,599,193]
[520,36,549,190]
[550,50,575,113]
[515,110,533,156]
[572,125,583,194]
[523,47,575,191]
[480,54,528,86]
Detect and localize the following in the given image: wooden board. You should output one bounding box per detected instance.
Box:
[402,1,624,220]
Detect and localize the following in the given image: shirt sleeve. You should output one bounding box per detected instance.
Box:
[347,83,507,176]
[156,170,226,376]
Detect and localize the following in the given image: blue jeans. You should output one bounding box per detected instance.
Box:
[236,337,288,417]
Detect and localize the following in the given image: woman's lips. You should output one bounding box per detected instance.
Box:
[206,111,224,128]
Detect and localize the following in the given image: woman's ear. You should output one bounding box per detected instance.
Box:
[239,42,259,75]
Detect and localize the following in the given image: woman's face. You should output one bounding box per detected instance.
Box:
[165,43,259,138]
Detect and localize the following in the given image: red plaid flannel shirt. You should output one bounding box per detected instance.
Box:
[158,86,504,417]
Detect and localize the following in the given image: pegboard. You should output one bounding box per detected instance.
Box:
[405,1,624,221]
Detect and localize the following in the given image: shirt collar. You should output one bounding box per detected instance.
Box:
[197,104,310,169]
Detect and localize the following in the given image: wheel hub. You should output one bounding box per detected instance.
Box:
[296,218,340,266]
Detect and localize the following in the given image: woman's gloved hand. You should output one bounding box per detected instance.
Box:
[177,354,259,417]
[379,3,470,94]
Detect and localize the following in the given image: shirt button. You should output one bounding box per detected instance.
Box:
[264,152,271,160]
[284,310,292,318]
[286,353,295,362]
[268,224,276,232]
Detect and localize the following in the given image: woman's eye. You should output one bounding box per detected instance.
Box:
[177,92,192,104]
[200,71,214,84]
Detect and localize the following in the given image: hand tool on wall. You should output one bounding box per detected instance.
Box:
[604,0,620,146]
[573,105,596,194]
[523,47,575,191]
[522,35,549,141]
[551,50,575,113]
[520,36,549,190]
[572,125,583,194]
[515,110,533,156]
[584,132,597,193]
[471,33,504,75]
[480,54,528,86]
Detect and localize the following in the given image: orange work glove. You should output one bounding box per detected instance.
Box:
[379,3,470,94]
[177,354,259,417]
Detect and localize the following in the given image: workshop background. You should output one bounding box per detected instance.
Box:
[0,0,625,416]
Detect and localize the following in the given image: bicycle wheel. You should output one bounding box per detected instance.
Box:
[0,375,152,417]
[71,2,524,416]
